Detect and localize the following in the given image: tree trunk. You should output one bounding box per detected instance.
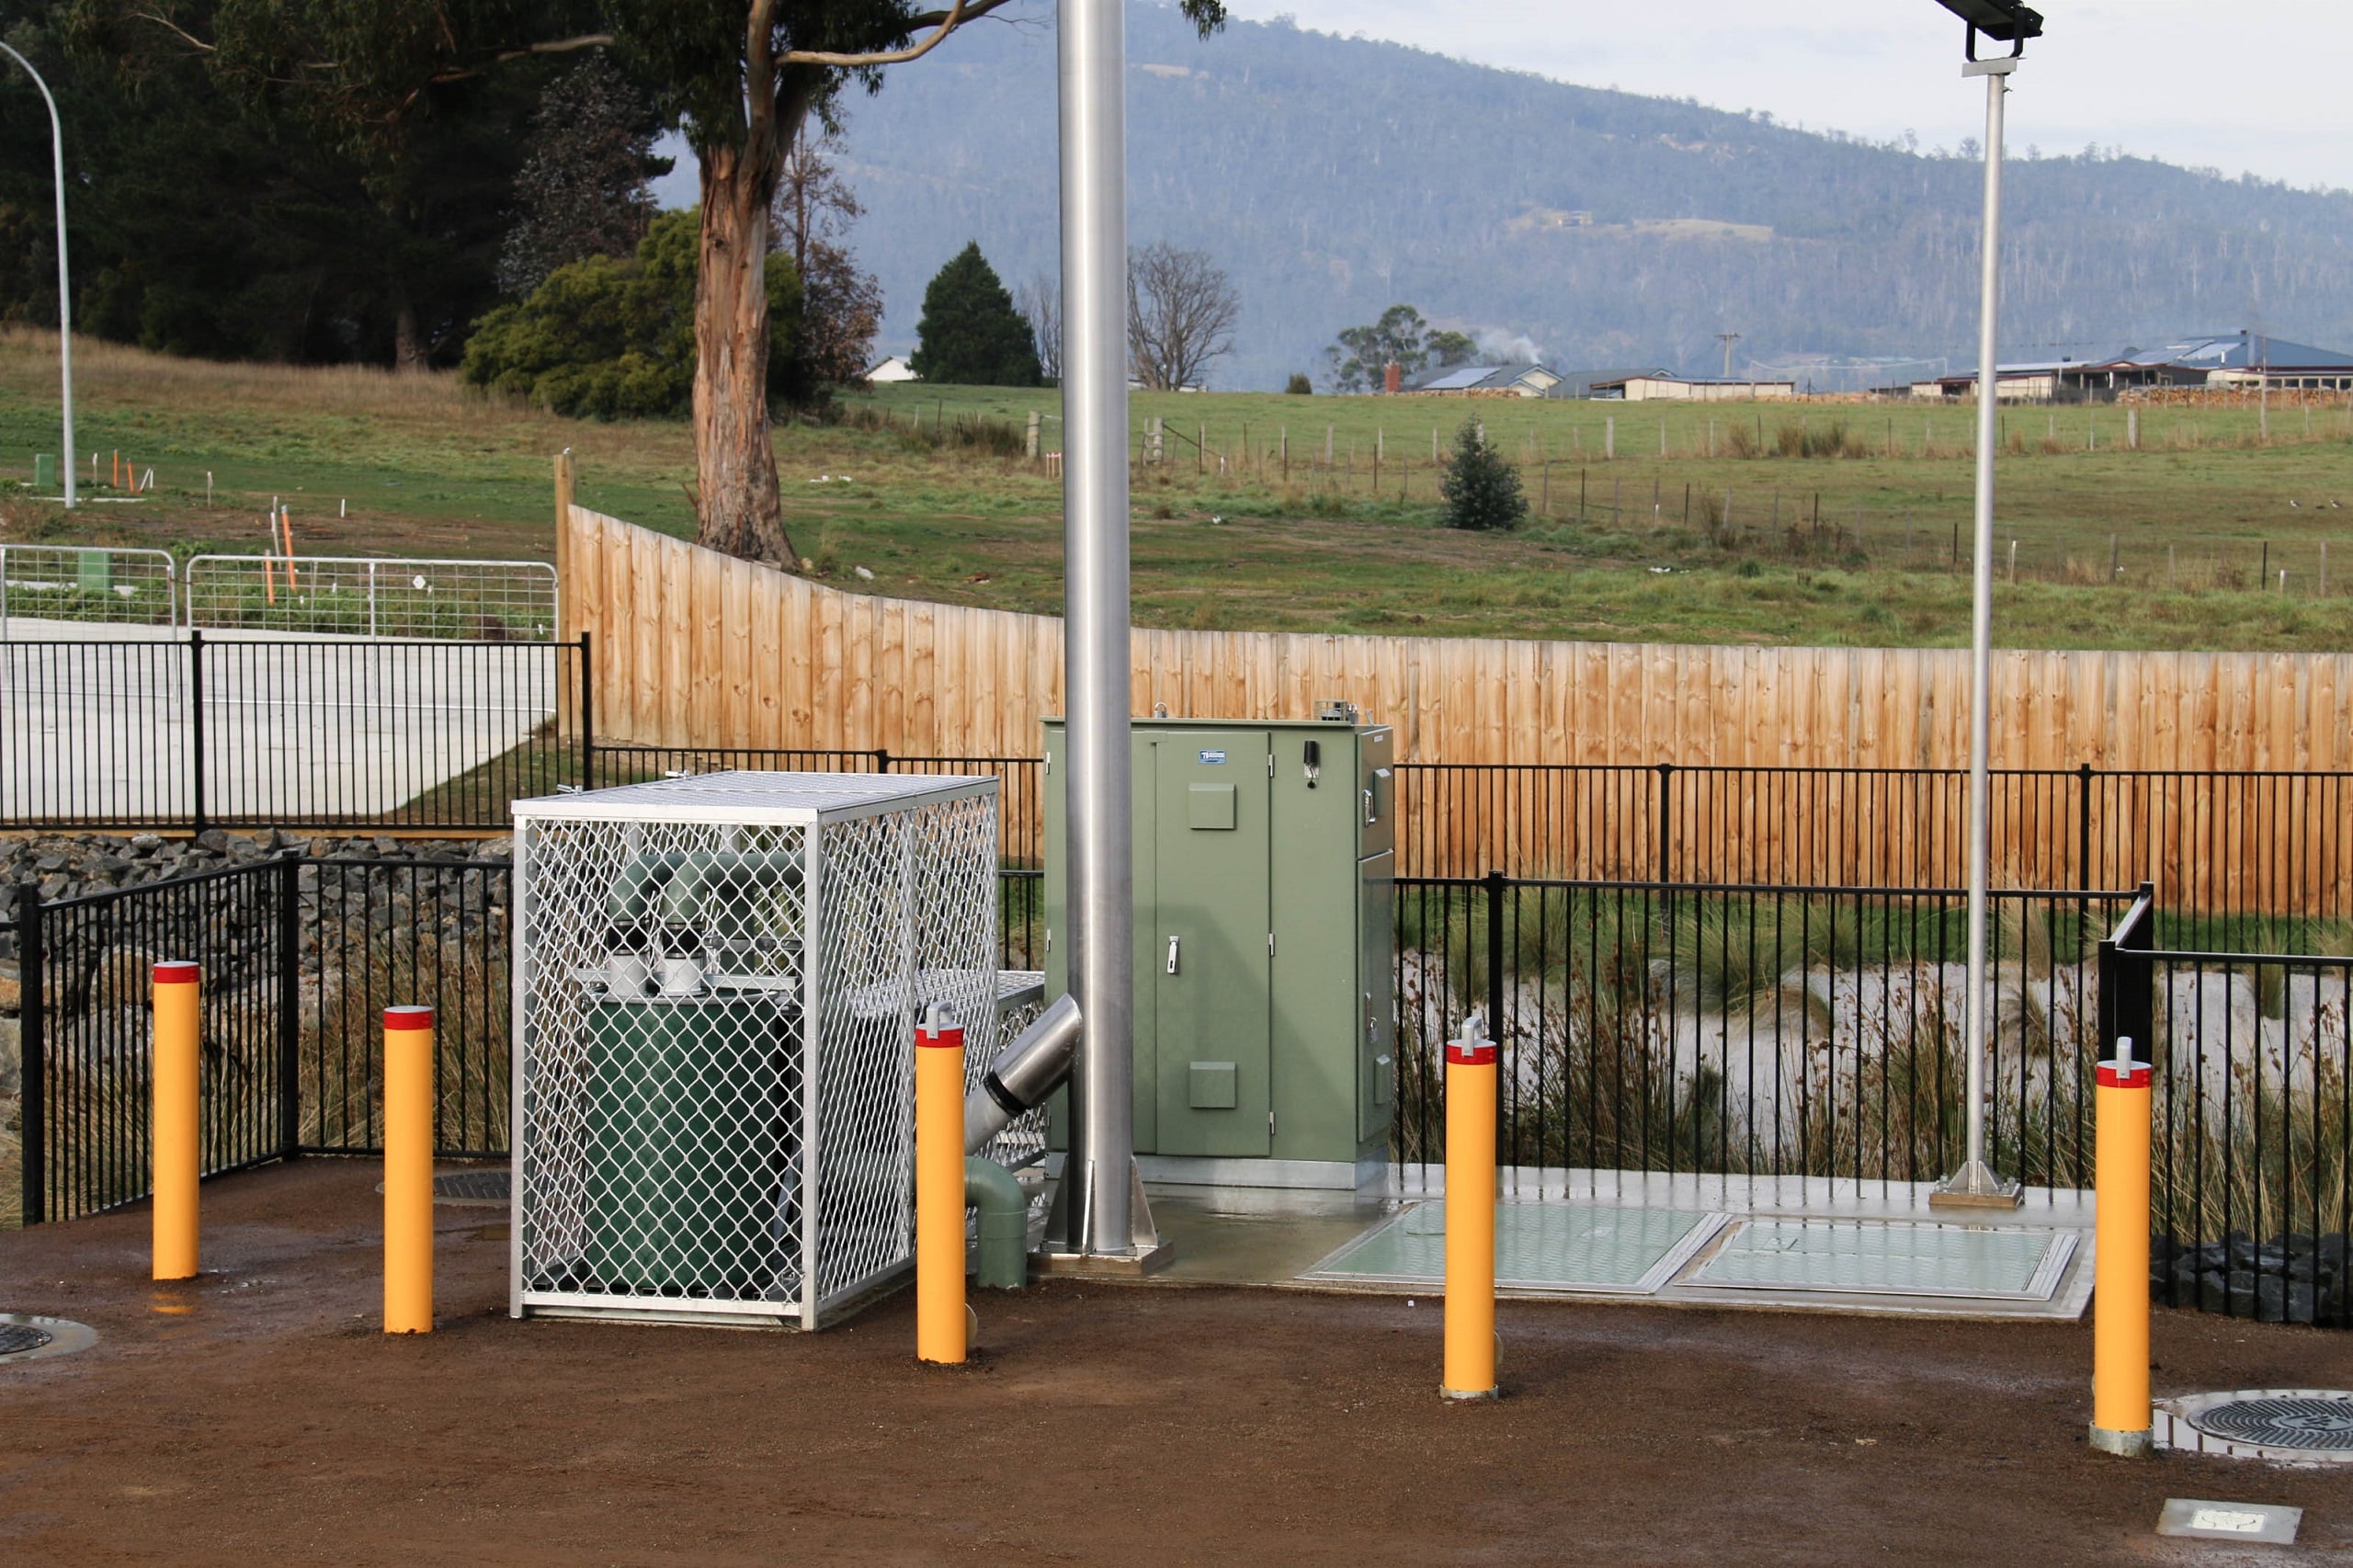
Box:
[692,142,795,565]
[392,290,430,374]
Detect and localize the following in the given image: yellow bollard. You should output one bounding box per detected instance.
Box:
[2091,1035,2154,1455]
[152,960,202,1281]
[1443,1012,1498,1401]
[915,1008,968,1364]
[383,1006,436,1335]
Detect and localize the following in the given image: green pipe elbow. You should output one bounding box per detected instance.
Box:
[964,1157,1029,1290]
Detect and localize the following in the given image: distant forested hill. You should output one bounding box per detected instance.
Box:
[835,3,2353,391]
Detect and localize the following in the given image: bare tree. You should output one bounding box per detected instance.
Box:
[1015,271,1063,382]
[771,122,884,395]
[1127,242,1239,392]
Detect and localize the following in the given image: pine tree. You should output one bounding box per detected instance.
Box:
[908,242,1041,387]
[1440,418,1527,531]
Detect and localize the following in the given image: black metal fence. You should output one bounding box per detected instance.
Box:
[1398,763,2353,940]
[15,855,510,1223]
[1392,873,2138,1194]
[2107,893,2353,1326]
[0,634,589,833]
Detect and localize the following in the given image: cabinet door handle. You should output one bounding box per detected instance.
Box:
[1165,935,1180,975]
[1362,786,1377,825]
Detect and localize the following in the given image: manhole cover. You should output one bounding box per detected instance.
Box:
[0,1324,53,1358]
[0,1314,98,1365]
[2189,1395,2353,1451]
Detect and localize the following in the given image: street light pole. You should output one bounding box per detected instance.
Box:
[0,42,74,510]
[1050,0,1158,1265]
[1937,11,2033,1210]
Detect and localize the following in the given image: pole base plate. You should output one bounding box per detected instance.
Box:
[1929,1160,2024,1211]
[1441,1385,1499,1403]
[2089,1425,2153,1457]
[1029,1241,1176,1278]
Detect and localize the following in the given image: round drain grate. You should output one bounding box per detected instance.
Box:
[2189,1395,2353,1452]
[0,1323,55,1358]
[0,1314,97,1365]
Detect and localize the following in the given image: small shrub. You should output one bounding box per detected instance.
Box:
[1284,372,1313,395]
[1438,419,1527,531]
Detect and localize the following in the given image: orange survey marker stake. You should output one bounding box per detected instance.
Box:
[1443,1011,1498,1401]
[382,1006,436,1334]
[915,1006,968,1364]
[151,960,201,1281]
[2091,1034,2154,1456]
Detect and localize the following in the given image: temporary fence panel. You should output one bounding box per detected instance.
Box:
[0,635,586,832]
[0,545,178,635]
[185,555,556,641]
[509,771,998,1329]
[1391,875,2139,1199]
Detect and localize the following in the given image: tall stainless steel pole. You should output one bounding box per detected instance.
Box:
[0,43,74,509]
[1056,0,1150,1257]
[1938,50,2021,1208]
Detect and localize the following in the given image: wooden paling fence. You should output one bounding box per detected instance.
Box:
[563,506,2353,910]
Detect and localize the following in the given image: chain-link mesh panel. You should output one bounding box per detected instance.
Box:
[515,777,998,1327]
[517,817,812,1315]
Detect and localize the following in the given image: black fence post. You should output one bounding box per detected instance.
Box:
[876,747,892,773]
[17,890,43,1225]
[2076,761,2097,891]
[277,853,301,1161]
[1654,762,1675,883]
[1483,868,1506,1049]
[576,632,595,794]
[188,627,208,834]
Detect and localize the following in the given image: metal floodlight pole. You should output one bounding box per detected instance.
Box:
[1057,0,1148,1256]
[1938,3,2033,1209]
[0,42,75,509]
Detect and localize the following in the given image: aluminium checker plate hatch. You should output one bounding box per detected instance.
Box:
[1300,1202,1728,1295]
[1688,1218,2076,1301]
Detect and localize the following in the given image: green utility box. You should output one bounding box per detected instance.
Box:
[1042,714,1396,1188]
[33,453,55,492]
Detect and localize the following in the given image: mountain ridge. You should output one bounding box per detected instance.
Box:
[826,4,2353,391]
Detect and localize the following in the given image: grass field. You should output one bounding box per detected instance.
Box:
[4,328,2350,651]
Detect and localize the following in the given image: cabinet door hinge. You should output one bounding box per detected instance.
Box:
[1267,931,1277,957]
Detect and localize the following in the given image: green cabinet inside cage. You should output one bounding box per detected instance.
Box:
[585,994,791,1295]
[1042,716,1396,1188]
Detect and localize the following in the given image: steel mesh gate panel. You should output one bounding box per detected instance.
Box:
[510,772,998,1328]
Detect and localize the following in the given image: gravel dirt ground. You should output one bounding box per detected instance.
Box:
[6,1160,2353,1566]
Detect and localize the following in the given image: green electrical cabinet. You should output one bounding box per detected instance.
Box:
[1042,715,1396,1188]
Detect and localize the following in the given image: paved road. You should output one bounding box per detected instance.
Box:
[1,618,558,824]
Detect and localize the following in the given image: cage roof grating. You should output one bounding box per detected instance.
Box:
[513,769,996,825]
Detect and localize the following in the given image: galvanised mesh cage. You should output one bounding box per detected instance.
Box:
[510,771,998,1328]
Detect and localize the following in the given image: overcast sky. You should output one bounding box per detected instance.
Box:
[1219,1,2351,192]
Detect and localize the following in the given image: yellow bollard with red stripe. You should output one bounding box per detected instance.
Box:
[2091,1035,2154,1455]
[915,1007,968,1364]
[383,1006,436,1334]
[1443,1012,1498,1401]
[152,960,201,1281]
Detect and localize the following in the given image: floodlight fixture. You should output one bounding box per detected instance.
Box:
[1934,0,2044,56]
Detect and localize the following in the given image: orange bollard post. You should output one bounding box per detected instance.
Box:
[1443,1012,1498,1401]
[915,1006,968,1364]
[2091,1034,2154,1455]
[152,960,201,1281]
[383,1006,436,1334]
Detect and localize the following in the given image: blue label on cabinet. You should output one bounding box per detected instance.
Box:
[1199,749,1227,764]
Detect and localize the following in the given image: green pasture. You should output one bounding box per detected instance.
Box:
[2,330,2349,651]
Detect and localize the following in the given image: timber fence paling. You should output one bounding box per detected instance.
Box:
[562,506,2353,908]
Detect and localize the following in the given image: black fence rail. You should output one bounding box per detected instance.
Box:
[1398,762,2353,938]
[2108,894,2353,1326]
[15,855,510,1223]
[587,744,1044,869]
[1393,874,2138,1194]
[0,634,589,833]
